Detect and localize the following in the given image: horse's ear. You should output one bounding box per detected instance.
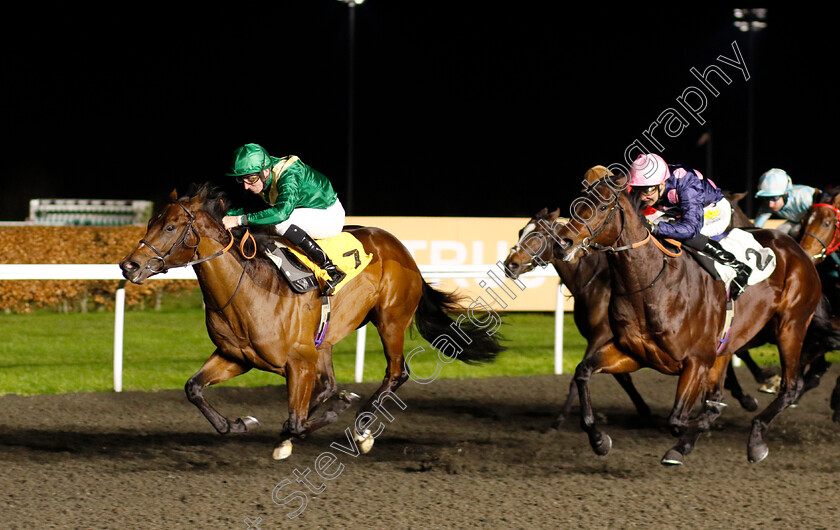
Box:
[537,207,549,218]
[169,189,178,201]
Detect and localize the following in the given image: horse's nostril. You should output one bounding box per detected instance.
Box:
[559,238,573,249]
[120,261,138,273]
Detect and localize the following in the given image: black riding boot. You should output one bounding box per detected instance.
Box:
[702,238,752,301]
[284,224,346,295]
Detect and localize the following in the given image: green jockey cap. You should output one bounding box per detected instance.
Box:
[226,143,274,177]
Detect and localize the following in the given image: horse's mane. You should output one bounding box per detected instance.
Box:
[183,182,276,252]
[182,182,290,293]
[185,182,229,222]
[816,185,840,204]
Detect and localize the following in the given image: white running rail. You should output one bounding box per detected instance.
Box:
[0,264,564,391]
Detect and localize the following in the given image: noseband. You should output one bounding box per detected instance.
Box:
[802,203,840,260]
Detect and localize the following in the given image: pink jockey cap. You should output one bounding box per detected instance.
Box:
[628,153,669,187]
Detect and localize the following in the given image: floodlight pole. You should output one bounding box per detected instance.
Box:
[734,8,767,216]
[338,0,364,214]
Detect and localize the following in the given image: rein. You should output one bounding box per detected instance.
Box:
[802,202,840,260]
[137,201,258,311]
[570,191,682,295]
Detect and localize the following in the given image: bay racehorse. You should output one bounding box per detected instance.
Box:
[551,173,836,465]
[789,187,840,420]
[119,184,503,459]
[503,196,771,428]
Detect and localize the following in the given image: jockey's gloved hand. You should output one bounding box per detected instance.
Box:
[644,219,658,235]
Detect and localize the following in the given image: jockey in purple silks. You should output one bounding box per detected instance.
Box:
[629,153,752,300]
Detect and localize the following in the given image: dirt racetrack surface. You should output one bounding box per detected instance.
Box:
[2,365,840,529]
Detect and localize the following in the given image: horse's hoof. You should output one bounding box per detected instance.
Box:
[339,390,361,403]
[592,433,612,456]
[241,416,260,430]
[273,439,293,460]
[550,415,567,430]
[660,449,684,466]
[354,428,374,454]
[739,396,759,412]
[758,375,781,394]
[230,416,260,433]
[748,442,769,464]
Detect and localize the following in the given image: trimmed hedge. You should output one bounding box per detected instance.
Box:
[0,226,197,313]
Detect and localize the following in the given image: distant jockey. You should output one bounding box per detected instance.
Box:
[753,168,820,238]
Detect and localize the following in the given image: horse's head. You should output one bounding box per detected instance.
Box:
[503,207,562,278]
[120,184,227,283]
[553,174,630,262]
[799,190,840,263]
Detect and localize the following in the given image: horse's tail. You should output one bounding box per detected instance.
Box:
[803,296,840,355]
[414,282,505,364]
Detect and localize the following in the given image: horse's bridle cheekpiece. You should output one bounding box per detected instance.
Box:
[803,203,840,260]
[136,200,256,312]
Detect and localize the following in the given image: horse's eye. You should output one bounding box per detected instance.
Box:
[166,225,176,232]
[600,205,607,211]
[825,221,832,227]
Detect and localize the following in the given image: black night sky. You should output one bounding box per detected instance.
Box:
[1,4,836,222]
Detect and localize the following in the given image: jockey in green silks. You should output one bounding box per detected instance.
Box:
[222,143,347,295]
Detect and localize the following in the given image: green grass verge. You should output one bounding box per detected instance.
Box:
[0,290,835,395]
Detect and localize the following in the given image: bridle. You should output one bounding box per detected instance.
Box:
[507,191,628,269]
[136,201,257,312]
[514,185,683,296]
[801,202,840,261]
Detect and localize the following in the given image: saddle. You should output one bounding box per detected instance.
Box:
[683,229,777,289]
[264,232,373,295]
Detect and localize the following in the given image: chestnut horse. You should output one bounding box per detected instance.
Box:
[552,174,831,465]
[503,195,772,428]
[119,184,503,459]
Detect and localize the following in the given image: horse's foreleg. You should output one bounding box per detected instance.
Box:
[308,344,340,415]
[574,342,641,457]
[304,344,359,430]
[274,358,317,460]
[830,375,840,424]
[552,348,650,430]
[748,323,806,463]
[185,350,256,434]
[725,356,759,411]
[551,378,579,429]
[663,354,730,465]
[799,355,830,398]
[613,373,652,420]
[667,356,706,437]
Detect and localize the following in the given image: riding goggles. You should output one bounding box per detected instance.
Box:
[636,185,660,195]
[235,173,261,184]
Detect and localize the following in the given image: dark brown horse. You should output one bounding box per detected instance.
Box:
[504,209,648,428]
[504,195,771,428]
[789,188,840,420]
[552,174,832,465]
[119,184,503,459]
